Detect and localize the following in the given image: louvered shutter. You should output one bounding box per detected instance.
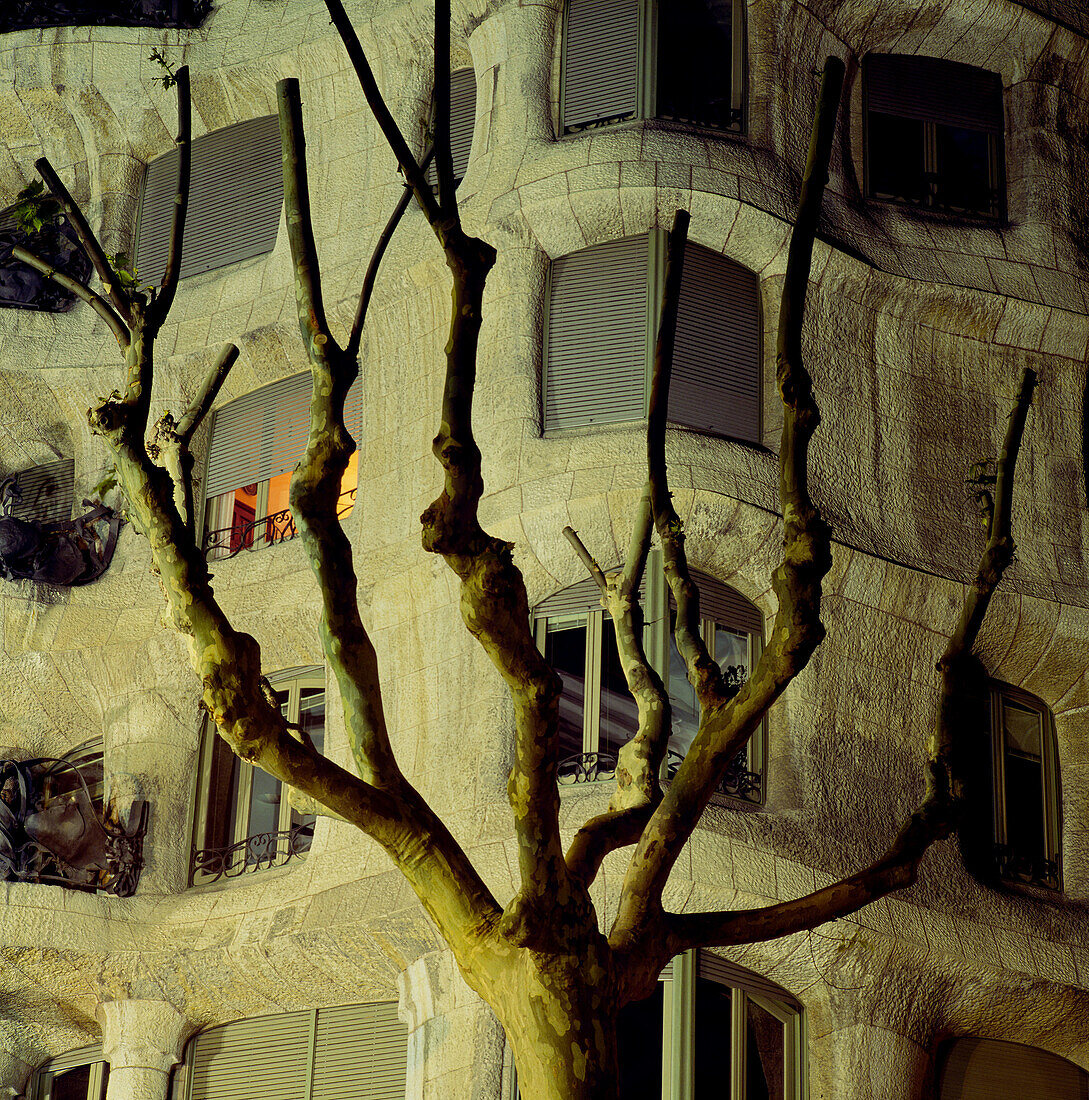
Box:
[669,572,762,635]
[9,457,74,525]
[187,1011,311,1100]
[562,0,639,132]
[545,236,648,432]
[535,569,647,619]
[937,1037,1089,1099]
[427,68,477,188]
[668,245,760,443]
[135,114,283,283]
[864,55,1003,134]
[205,374,363,497]
[311,1002,407,1100]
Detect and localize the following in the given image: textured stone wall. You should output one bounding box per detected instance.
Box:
[0,0,1087,1095]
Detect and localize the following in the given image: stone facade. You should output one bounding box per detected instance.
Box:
[0,0,1088,1096]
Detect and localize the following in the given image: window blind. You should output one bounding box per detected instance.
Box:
[544,235,648,432]
[562,0,639,131]
[428,67,477,187]
[204,373,363,498]
[135,114,283,284]
[864,55,1003,134]
[8,457,75,525]
[937,1037,1089,1099]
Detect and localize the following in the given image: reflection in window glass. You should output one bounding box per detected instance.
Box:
[746,997,785,1100]
[1002,700,1045,866]
[52,1066,92,1100]
[544,621,589,760]
[600,617,639,755]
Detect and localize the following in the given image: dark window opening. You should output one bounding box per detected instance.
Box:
[657,0,739,130]
[2,1,209,32]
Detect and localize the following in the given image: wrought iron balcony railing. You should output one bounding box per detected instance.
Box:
[203,488,356,560]
[191,821,314,884]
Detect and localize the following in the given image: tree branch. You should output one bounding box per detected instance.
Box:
[11,245,129,349]
[177,343,238,446]
[34,157,133,326]
[561,525,607,593]
[322,0,442,228]
[347,145,436,361]
[150,65,191,327]
[432,0,456,214]
[611,57,845,952]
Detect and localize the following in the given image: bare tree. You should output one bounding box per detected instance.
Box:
[12,4,1038,1096]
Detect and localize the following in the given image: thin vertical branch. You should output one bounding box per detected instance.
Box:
[151,65,191,327]
[432,0,456,213]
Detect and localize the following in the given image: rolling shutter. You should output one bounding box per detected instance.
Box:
[311,1002,408,1100]
[535,569,647,619]
[545,236,648,432]
[699,952,799,1008]
[669,244,760,444]
[187,1011,311,1100]
[562,0,639,132]
[205,373,363,497]
[428,68,477,188]
[864,55,1003,134]
[9,457,75,525]
[135,114,283,284]
[937,1037,1089,1099]
[670,572,762,636]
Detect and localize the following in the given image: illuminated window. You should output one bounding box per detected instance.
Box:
[202,373,361,560]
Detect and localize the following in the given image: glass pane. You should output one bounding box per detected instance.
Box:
[229,484,259,552]
[204,733,242,853]
[714,626,748,687]
[1005,752,1045,864]
[247,765,282,841]
[265,470,294,545]
[600,617,639,757]
[867,112,926,202]
[667,623,700,761]
[290,686,326,852]
[1003,701,1042,760]
[544,620,588,761]
[339,450,359,520]
[936,124,994,214]
[694,977,733,1096]
[656,0,736,129]
[617,983,664,1099]
[52,1065,91,1100]
[746,998,786,1100]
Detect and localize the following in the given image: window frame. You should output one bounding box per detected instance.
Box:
[559,0,747,137]
[861,54,1006,221]
[190,666,326,886]
[532,554,765,804]
[989,682,1061,891]
[28,1046,108,1100]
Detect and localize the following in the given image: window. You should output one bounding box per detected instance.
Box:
[427,67,477,189]
[202,372,362,559]
[544,233,761,442]
[990,684,1061,890]
[936,1037,1089,1099]
[0,207,91,312]
[4,457,75,525]
[135,115,283,284]
[520,952,800,1099]
[173,1002,407,1100]
[562,0,745,134]
[27,1046,109,1100]
[533,556,764,801]
[863,55,1005,219]
[2,1,208,32]
[191,667,326,884]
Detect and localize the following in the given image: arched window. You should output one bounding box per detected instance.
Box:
[201,372,362,560]
[190,667,326,884]
[862,55,1005,219]
[562,0,746,135]
[616,952,804,1099]
[135,115,284,284]
[174,1002,408,1099]
[544,233,761,442]
[27,1046,108,1100]
[989,684,1061,890]
[936,1037,1088,1098]
[533,556,764,801]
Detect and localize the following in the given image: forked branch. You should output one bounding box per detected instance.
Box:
[150,64,191,326]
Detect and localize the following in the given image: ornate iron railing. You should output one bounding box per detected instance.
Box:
[1,0,210,32]
[203,488,356,559]
[665,747,762,804]
[191,822,314,883]
[558,751,618,784]
[993,844,1060,892]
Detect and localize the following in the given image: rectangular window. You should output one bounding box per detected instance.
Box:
[191,668,326,884]
[562,0,745,135]
[863,54,1005,219]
